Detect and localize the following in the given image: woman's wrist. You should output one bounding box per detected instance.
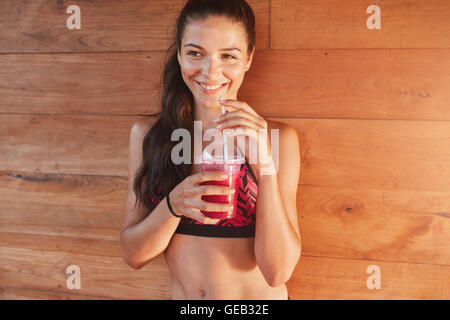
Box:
[166,191,183,218]
[256,159,277,176]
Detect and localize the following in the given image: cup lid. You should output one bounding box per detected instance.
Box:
[194,149,245,164]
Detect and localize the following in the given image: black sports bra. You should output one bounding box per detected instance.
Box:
[150,160,258,238]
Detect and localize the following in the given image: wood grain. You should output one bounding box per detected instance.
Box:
[1,116,449,268]
[2,49,449,120]
[287,255,450,300]
[0,172,125,241]
[276,117,450,191]
[297,186,450,266]
[1,169,449,268]
[0,286,110,300]
[1,0,449,300]
[245,49,450,120]
[0,114,142,176]
[0,0,269,53]
[0,52,164,115]
[0,233,171,299]
[271,0,450,49]
[1,231,448,299]
[3,115,450,188]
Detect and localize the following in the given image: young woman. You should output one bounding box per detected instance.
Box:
[121,0,301,300]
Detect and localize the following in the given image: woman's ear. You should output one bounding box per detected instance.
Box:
[245,46,255,72]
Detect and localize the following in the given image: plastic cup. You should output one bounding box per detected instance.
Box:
[198,154,244,220]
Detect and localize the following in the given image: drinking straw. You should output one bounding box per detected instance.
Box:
[221,105,228,162]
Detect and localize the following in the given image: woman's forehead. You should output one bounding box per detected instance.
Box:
[183,17,246,47]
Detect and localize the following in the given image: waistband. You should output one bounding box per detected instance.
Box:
[174,223,255,238]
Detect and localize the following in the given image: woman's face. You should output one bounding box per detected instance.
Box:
[177,16,254,109]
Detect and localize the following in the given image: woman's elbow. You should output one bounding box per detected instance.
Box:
[120,228,149,270]
[122,253,149,270]
[266,248,302,287]
[121,244,157,270]
[266,264,297,288]
[121,240,144,270]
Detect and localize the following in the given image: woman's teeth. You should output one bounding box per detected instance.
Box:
[199,83,223,90]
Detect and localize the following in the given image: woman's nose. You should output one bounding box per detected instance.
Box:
[202,57,222,75]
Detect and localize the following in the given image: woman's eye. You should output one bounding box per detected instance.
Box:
[223,54,236,60]
[187,51,235,59]
[188,51,200,57]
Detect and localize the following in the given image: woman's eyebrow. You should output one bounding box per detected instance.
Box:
[184,43,241,52]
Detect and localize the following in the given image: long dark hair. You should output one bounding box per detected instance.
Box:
[133,0,256,212]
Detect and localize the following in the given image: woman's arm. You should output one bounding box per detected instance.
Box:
[254,122,302,287]
[120,120,181,269]
[121,195,182,270]
[121,119,234,269]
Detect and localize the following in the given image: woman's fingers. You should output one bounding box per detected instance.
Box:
[194,184,236,196]
[189,171,228,184]
[178,171,236,225]
[185,197,234,213]
[215,109,265,127]
[183,207,221,225]
[225,126,260,139]
[219,99,260,117]
[217,117,265,131]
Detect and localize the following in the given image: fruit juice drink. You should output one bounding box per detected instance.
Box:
[199,155,244,220]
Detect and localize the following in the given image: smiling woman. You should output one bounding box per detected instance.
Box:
[177,14,254,109]
[120,0,301,300]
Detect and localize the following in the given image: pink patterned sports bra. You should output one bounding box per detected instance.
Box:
[150,160,258,238]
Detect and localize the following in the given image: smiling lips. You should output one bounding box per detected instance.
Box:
[197,81,229,94]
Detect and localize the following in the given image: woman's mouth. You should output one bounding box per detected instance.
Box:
[196,81,229,94]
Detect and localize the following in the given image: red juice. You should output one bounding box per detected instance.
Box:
[199,156,243,220]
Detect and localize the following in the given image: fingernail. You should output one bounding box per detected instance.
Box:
[219,98,225,102]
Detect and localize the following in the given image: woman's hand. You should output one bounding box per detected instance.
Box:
[215,98,275,175]
[169,171,236,224]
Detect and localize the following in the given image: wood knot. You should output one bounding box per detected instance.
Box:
[326,194,364,218]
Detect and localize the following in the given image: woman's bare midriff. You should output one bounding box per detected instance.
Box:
[164,233,288,300]
[161,152,287,299]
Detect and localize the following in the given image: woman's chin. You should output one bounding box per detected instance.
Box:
[196,97,225,108]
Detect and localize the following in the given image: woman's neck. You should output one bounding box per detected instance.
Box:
[193,100,225,133]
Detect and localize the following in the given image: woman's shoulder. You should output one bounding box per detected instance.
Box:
[266,119,299,164]
[266,119,297,139]
[132,117,157,133]
[130,117,161,144]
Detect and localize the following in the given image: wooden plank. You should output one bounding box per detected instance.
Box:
[0,286,109,300]
[243,49,450,120]
[0,114,145,176]
[2,49,449,120]
[0,52,164,115]
[3,115,450,189]
[274,117,450,191]
[271,0,450,49]
[0,232,121,258]
[0,171,126,241]
[297,186,450,266]
[2,115,449,267]
[0,235,171,299]
[1,232,448,299]
[1,170,449,266]
[0,0,269,53]
[1,114,449,296]
[288,255,450,299]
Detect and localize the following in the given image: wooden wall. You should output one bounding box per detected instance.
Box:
[1,0,449,299]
